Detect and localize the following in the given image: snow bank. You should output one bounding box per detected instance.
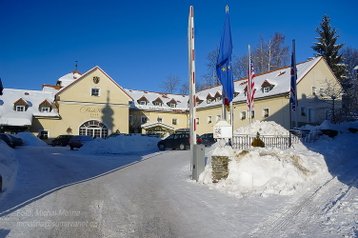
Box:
[80,134,160,154]
[234,120,289,136]
[16,132,47,146]
[0,141,17,193]
[200,144,329,197]
[200,121,331,197]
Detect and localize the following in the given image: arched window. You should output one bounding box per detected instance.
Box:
[79,120,108,138]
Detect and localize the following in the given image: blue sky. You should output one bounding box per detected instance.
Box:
[0,0,357,92]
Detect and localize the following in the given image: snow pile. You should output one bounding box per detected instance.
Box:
[80,134,160,154]
[16,132,48,146]
[234,120,289,136]
[0,141,17,193]
[200,121,331,197]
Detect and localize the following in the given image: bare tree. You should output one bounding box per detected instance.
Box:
[254,33,289,73]
[179,82,189,95]
[232,54,249,80]
[201,49,220,89]
[161,75,180,93]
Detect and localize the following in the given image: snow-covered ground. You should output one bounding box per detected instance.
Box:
[0,121,357,237]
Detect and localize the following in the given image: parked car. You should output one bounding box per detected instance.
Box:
[0,133,23,148]
[51,135,73,146]
[157,132,200,151]
[68,135,93,150]
[198,133,217,147]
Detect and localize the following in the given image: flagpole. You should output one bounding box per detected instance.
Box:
[188,6,196,172]
[248,45,252,124]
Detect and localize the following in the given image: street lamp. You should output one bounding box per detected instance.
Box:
[331,95,336,122]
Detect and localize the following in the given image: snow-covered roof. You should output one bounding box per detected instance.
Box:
[195,57,322,108]
[56,71,82,87]
[125,89,189,112]
[0,88,59,126]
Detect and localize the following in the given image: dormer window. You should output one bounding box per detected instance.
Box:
[152,97,163,107]
[261,80,275,93]
[167,99,177,108]
[39,100,52,113]
[40,107,50,112]
[263,87,271,93]
[13,98,29,112]
[16,105,25,112]
[206,94,215,104]
[137,96,149,105]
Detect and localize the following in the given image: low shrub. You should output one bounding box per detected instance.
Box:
[252,132,265,148]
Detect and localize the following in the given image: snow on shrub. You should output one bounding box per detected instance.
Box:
[0,140,17,193]
[235,120,289,136]
[80,134,160,154]
[16,132,47,146]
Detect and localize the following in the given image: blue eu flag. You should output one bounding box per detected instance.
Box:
[216,5,234,103]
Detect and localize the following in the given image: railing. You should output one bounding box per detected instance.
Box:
[231,131,319,150]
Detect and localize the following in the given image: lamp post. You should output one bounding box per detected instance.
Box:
[331,95,336,122]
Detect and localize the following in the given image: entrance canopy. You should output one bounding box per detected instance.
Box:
[141,122,174,137]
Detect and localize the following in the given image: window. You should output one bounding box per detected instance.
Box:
[169,103,176,108]
[196,118,199,125]
[215,96,222,102]
[139,101,147,105]
[263,87,271,93]
[312,86,316,96]
[207,98,212,104]
[157,117,162,123]
[301,107,306,117]
[216,115,221,122]
[207,116,212,124]
[15,105,25,112]
[251,110,255,119]
[153,101,162,106]
[263,108,269,118]
[39,130,48,139]
[172,118,177,125]
[241,111,246,120]
[40,107,50,112]
[91,88,100,96]
[141,116,147,124]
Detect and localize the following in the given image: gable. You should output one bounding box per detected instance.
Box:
[56,67,132,104]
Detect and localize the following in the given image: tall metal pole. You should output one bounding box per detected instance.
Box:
[188,6,196,171]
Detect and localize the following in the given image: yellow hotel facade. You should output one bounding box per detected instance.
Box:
[0,57,341,138]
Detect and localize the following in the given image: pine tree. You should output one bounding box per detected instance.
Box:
[312,16,346,82]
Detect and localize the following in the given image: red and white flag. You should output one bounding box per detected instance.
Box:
[247,46,256,112]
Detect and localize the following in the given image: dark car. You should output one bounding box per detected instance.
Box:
[0,133,23,148]
[68,135,93,150]
[157,132,200,151]
[51,135,73,146]
[199,133,217,147]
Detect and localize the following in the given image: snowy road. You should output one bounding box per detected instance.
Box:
[0,147,288,238]
[0,137,357,238]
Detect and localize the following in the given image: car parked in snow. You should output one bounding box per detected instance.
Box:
[157,132,200,151]
[68,135,93,150]
[0,133,23,148]
[51,135,73,146]
[198,133,217,147]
